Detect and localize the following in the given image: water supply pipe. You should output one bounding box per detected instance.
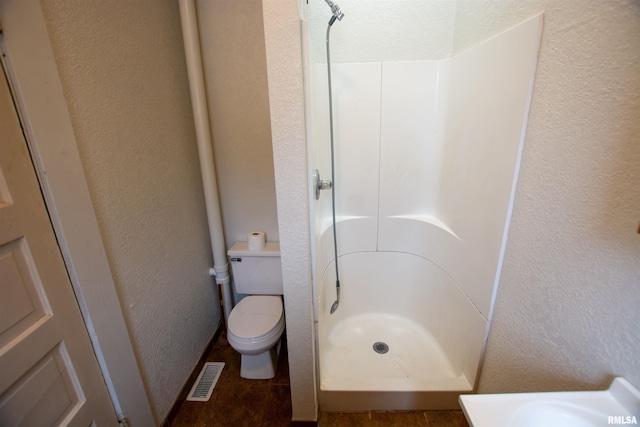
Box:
[178,0,233,324]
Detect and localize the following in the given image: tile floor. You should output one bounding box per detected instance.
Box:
[168,332,470,427]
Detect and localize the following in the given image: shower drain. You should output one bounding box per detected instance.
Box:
[373,342,389,354]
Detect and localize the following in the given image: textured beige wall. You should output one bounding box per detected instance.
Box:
[476,0,640,393]
[197,0,279,248]
[40,0,220,422]
[262,0,317,421]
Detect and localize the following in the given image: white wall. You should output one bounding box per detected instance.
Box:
[197,0,279,247]
[305,0,547,63]
[478,0,640,393]
[453,0,545,55]
[262,0,317,421]
[307,0,456,62]
[439,15,542,318]
[308,15,543,304]
[40,0,220,421]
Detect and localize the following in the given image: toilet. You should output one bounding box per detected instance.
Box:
[226,241,285,379]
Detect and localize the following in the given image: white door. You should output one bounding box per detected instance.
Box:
[0,63,119,425]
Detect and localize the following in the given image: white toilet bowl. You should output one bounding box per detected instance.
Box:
[227,295,285,379]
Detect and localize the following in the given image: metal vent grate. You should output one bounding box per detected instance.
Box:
[186,362,225,402]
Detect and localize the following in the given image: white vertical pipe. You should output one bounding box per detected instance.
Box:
[178,0,233,324]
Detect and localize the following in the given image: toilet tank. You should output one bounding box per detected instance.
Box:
[227,241,283,295]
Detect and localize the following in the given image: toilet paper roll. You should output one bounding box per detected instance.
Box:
[248,231,266,251]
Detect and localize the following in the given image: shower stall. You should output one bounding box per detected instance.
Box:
[302,0,543,411]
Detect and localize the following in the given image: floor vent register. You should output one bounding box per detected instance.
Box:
[186,362,225,402]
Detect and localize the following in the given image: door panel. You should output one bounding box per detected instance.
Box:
[0,62,118,426]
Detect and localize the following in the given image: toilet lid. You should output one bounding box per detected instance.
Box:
[228,295,283,340]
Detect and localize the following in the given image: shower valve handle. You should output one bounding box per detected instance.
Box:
[313,169,332,200]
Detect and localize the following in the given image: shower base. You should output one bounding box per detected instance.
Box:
[316,249,485,411]
[320,313,471,392]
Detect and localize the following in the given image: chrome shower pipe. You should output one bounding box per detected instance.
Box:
[326,11,342,314]
[325,0,345,21]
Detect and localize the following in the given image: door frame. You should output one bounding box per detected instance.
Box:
[0,1,154,425]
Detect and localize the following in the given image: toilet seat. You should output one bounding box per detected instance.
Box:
[227,296,284,354]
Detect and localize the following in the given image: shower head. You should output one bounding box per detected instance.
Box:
[325,0,344,22]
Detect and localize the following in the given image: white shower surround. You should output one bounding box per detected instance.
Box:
[309,14,543,410]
